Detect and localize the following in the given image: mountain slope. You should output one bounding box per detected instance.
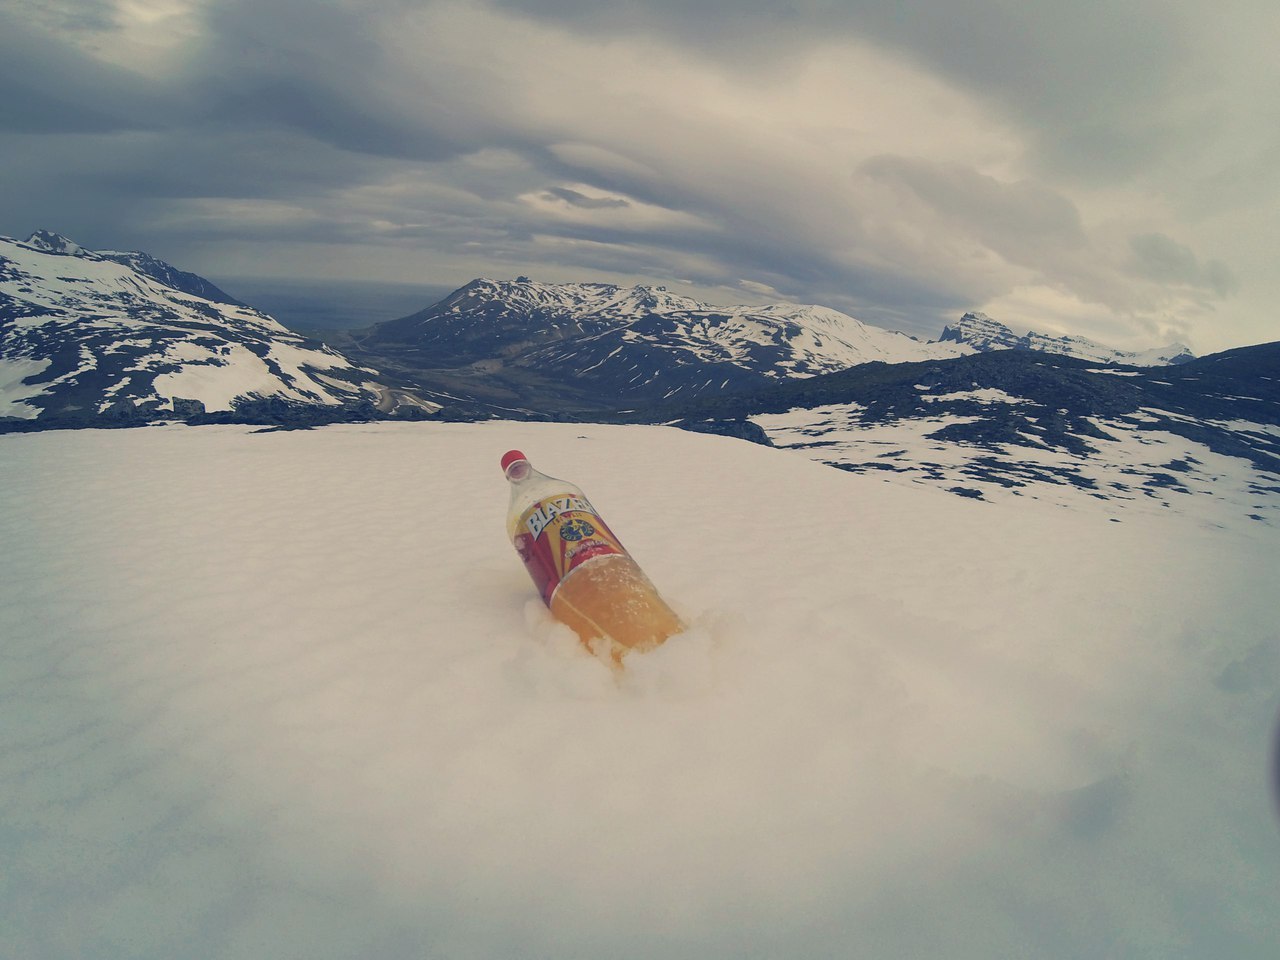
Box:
[23,230,245,306]
[347,278,1196,416]
[941,311,1194,365]
[350,277,974,409]
[629,342,1280,521]
[0,233,431,426]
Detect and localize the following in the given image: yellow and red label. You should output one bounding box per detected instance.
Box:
[514,493,627,603]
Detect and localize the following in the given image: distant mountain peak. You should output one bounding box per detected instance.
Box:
[1,234,426,426]
[941,311,1194,366]
[19,230,243,307]
[25,229,87,256]
[361,277,972,407]
[448,276,706,316]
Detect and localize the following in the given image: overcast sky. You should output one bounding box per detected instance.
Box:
[3,0,1277,351]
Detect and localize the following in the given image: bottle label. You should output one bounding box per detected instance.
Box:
[514,493,627,603]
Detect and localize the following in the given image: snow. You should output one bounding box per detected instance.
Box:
[436,277,973,383]
[2,422,1278,959]
[753,402,1280,524]
[2,235,383,413]
[147,341,329,410]
[944,313,1191,366]
[0,356,51,418]
[921,387,1029,404]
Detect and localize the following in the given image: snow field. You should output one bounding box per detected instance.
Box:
[753,401,1280,524]
[1,357,52,418]
[2,422,1278,959]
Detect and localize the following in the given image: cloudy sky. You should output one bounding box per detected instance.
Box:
[2,0,1277,351]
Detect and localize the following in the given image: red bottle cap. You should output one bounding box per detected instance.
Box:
[500,449,527,472]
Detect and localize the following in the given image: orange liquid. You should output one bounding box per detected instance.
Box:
[549,553,684,663]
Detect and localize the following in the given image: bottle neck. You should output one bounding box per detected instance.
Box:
[505,460,532,483]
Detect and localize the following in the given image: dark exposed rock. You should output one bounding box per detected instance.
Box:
[669,418,774,446]
[171,397,206,417]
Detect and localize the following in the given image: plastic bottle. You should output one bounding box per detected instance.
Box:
[501,449,683,662]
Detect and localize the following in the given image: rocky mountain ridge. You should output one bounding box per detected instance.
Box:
[23,230,245,306]
[0,232,435,429]
[349,277,975,411]
[345,277,1193,416]
[940,311,1194,366]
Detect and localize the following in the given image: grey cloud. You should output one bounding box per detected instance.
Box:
[859,155,1089,273]
[9,0,117,33]
[6,127,378,202]
[535,149,703,227]
[850,1,1190,181]
[187,0,473,162]
[546,211,974,334]
[0,0,455,156]
[857,155,1241,316]
[530,145,986,320]
[543,187,630,209]
[0,13,166,133]
[2,1,490,161]
[0,0,497,246]
[492,0,1193,181]
[1,0,1264,352]
[195,76,466,162]
[1129,233,1237,298]
[348,147,975,332]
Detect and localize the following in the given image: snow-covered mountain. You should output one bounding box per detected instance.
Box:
[355,277,974,407]
[940,311,1194,365]
[0,232,433,426]
[23,229,246,306]
[349,278,1197,414]
[2,251,1204,429]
